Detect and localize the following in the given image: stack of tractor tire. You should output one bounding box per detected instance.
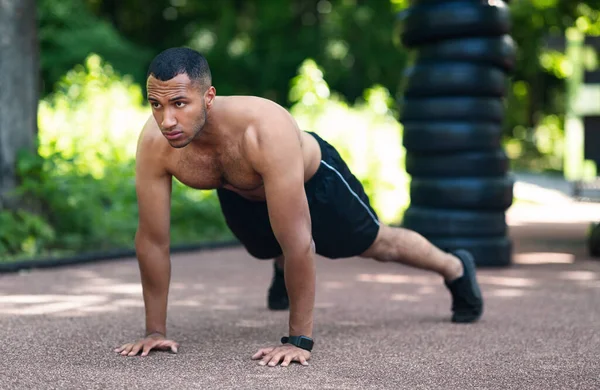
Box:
[589,222,600,258]
[398,0,516,267]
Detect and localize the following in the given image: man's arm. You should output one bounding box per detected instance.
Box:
[134,123,173,337]
[245,124,315,338]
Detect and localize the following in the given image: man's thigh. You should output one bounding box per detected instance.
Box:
[217,189,282,259]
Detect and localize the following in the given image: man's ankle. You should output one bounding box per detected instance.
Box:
[444,254,464,282]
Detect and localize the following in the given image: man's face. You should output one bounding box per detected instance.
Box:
[146,73,215,148]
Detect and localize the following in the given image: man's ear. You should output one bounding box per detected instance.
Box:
[204,86,216,109]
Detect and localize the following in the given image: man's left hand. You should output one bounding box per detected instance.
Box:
[252,344,310,367]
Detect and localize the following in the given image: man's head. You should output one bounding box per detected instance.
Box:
[146,47,216,148]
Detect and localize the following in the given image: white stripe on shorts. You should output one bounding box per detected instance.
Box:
[320,160,380,226]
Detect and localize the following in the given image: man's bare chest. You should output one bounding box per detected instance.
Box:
[170,150,264,195]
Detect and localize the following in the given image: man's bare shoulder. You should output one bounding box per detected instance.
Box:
[241,117,302,172]
[136,116,171,175]
[245,98,299,134]
[242,119,297,155]
[225,95,293,120]
[138,116,165,149]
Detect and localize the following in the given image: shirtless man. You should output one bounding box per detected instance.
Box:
[115,47,484,367]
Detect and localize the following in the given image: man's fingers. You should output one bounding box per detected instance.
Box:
[140,340,179,355]
[116,339,180,357]
[120,344,133,356]
[114,344,130,353]
[254,348,274,359]
[252,348,274,360]
[266,352,285,367]
[166,342,179,354]
[297,354,309,366]
[141,340,160,357]
[155,340,178,353]
[127,342,144,356]
[280,355,294,367]
[255,347,311,366]
[259,350,277,365]
[157,340,179,354]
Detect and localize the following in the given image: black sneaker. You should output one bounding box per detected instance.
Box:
[444,249,483,323]
[268,262,289,311]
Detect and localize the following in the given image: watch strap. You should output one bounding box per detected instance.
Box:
[281,335,314,351]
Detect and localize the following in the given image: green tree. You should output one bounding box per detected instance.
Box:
[506,0,600,171]
[37,0,152,96]
[0,0,39,208]
[44,0,408,106]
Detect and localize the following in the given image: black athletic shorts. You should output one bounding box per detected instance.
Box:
[216,131,381,259]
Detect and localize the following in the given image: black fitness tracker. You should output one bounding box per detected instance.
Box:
[281,335,314,352]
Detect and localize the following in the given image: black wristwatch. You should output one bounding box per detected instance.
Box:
[281,335,314,352]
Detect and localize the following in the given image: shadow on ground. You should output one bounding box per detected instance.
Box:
[1,203,599,389]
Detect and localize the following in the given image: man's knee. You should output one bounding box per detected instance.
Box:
[360,225,393,262]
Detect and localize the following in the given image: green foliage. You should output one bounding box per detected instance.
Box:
[1,55,232,261]
[37,54,148,175]
[0,209,55,259]
[14,0,600,261]
[170,181,233,244]
[37,0,152,96]
[3,52,407,260]
[505,0,600,172]
[52,0,408,105]
[34,0,600,176]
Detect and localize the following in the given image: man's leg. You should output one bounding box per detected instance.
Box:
[360,224,463,281]
[360,224,483,323]
[274,256,285,270]
[268,256,289,310]
[216,189,289,310]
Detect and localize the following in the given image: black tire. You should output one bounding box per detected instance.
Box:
[400,97,505,122]
[400,1,511,47]
[588,222,600,257]
[402,206,507,237]
[429,236,512,267]
[410,0,476,4]
[415,35,517,72]
[404,63,508,98]
[410,0,512,6]
[403,122,503,153]
[406,149,509,178]
[410,176,514,210]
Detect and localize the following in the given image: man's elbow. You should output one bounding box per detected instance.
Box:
[282,235,315,262]
[135,230,169,259]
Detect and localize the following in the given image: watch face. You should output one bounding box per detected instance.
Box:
[297,336,314,350]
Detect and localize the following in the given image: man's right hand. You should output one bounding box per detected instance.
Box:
[114,333,179,357]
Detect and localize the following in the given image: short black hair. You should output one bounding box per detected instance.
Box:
[147,47,212,88]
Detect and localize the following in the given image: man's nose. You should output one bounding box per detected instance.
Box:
[161,109,177,129]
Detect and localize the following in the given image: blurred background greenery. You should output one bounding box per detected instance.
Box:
[2,0,600,261]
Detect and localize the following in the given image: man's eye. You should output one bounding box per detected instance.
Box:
[151,102,161,109]
[175,102,186,108]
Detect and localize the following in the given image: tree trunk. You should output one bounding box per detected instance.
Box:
[0,0,39,210]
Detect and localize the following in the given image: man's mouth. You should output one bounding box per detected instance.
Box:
[164,131,183,140]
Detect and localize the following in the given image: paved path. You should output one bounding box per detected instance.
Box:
[1,204,599,389]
